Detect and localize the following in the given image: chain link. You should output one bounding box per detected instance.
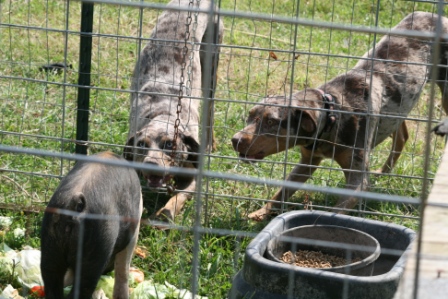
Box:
[171,0,193,160]
[186,1,200,98]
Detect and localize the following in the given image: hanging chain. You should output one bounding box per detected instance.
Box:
[186,1,200,99]
[167,0,198,194]
[171,0,193,160]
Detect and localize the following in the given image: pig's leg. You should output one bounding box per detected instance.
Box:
[67,238,115,299]
[41,238,67,299]
[67,261,105,299]
[113,220,141,299]
[41,258,66,299]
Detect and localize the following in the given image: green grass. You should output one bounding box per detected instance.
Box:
[1,0,448,298]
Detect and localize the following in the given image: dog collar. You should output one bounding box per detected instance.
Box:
[319,90,337,133]
[304,89,337,151]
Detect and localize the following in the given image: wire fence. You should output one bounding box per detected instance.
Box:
[1,0,448,298]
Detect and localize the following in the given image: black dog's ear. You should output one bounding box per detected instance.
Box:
[123,136,135,161]
[293,109,316,134]
[180,133,200,168]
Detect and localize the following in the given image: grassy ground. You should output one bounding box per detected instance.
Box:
[1,0,448,298]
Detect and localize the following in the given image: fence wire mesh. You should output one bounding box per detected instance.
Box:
[1,0,448,298]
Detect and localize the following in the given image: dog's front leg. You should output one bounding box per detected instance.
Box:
[335,149,370,212]
[153,180,196,223]
[335,169,368,212]
[248,150,323,221]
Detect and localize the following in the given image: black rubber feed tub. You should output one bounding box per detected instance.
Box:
[266,225,381,276]
[229,210,416,299]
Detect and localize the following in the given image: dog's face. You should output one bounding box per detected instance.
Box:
[231,90,323,161]
[124,124,199,190]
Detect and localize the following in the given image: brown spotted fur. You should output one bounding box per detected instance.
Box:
[232,12,448,220]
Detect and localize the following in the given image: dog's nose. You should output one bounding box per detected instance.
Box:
[142,161,166,175]
[231,135,243,151]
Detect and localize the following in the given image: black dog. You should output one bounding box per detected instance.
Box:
[41,152,142,299]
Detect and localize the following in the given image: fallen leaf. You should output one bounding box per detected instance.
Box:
[134,246,148,258]
[129,267,145,283]
[269,51,278,60]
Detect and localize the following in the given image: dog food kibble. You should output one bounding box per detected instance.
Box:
[281,250,360,268]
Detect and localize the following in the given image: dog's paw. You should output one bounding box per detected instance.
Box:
[372,169,384,175]
[155,207,174,221]
[373,167,392,175]
[247,207,270,221]
[148,208,175,230]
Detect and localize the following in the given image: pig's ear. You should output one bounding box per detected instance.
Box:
[71,192,86,213]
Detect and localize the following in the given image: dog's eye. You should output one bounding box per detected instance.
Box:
[163,141,173,149]
[137,141,147,148]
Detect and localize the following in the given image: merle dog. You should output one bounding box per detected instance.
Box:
[41,152,142,299]
[124,0,224,222]
[232,12,448,220]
